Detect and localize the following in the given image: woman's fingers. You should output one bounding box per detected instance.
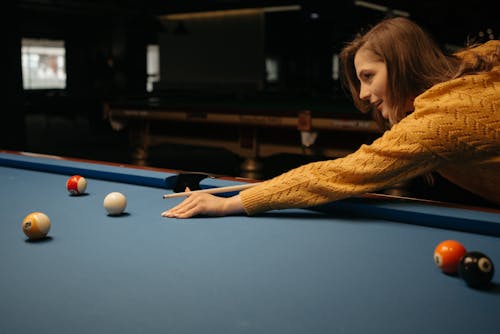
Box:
[162,193,220,218]
[162,193,244,219]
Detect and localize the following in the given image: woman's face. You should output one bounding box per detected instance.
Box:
[354,47,390,120]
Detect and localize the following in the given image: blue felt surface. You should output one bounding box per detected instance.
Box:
[1,152,500,334]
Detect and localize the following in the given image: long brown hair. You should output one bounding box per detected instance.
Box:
[340,17,461,128]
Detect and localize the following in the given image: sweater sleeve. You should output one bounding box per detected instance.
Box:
[240,64,500,215]
[240,117,444,215]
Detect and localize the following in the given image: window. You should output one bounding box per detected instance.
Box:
[21,38,66,90]
[266,57,279,82]
[147,44,160,92]
[331,53,339,81]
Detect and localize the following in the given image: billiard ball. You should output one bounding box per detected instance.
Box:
[433,240,467,274]
[103,192,127,215]
[66,175,87,195]
[458,251,495,289]
[22,212,51,240]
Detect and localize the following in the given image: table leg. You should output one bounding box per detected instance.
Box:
[239,127,264,178]
[129,120,150,166]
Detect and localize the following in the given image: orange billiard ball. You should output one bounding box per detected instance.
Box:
[434,240,467,274]
[66,175,87,195]
[22,212,51,240]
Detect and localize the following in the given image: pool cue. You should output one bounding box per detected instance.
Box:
[162,182,261,199]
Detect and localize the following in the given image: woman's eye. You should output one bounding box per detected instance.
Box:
[363,73,373,80]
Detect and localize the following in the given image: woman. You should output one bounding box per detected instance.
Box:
[162,17,500,218]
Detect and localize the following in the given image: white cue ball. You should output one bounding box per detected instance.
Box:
[103,192,127,215]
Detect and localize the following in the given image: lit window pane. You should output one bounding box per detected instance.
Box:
[266,57,279,82]
[332,53,339,80]
[147,44,160,92]
[21,38,66,90]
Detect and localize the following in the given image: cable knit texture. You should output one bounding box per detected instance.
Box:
[241,40,500,215]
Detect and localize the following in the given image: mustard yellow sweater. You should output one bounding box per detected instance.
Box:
[241,40,500,214]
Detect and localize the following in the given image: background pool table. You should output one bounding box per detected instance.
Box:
[105,95,381,177]
[1,150,499,334]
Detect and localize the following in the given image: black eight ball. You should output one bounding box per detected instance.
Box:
[458,251,495,289]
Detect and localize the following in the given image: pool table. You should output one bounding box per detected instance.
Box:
[1,150,499,334]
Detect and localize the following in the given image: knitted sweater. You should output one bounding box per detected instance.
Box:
[240,40,500,215]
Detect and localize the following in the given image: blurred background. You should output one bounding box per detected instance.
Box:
[2,0,498,205]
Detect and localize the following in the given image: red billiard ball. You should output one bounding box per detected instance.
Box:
[458,251,495,289]
[434,240,467,274]
[66,175,87,195]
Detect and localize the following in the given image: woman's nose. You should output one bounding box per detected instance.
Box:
[359,84,370,100]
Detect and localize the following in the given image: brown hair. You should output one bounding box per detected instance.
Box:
[340,17,461,128]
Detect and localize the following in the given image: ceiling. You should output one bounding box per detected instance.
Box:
[16,0,498,44]
[16,0,498,17]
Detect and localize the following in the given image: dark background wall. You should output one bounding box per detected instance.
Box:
[2,0,498,152]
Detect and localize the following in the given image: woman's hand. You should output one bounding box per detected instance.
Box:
[161,193,244,219]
